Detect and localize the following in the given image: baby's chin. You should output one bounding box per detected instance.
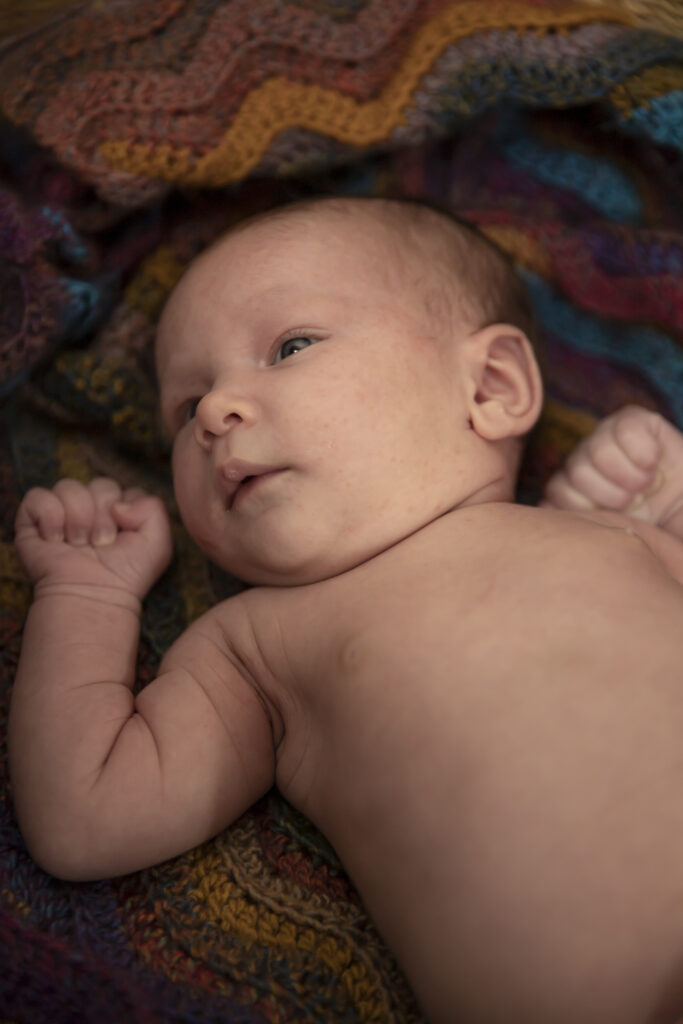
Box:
[206,535,396,588]
[213,552,354,588]
[194,502,466,587]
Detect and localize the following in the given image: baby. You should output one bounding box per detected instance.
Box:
[9,197,683,1024]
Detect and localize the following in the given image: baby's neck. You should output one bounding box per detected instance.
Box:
[457,474,517,510]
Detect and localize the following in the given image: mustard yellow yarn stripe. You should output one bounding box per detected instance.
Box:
[124,246,186,318]
[542,399,598,455]
[187,835,397,1022]
[580,0,682,38]
[480,224,553,277]
[100,1,635,188]
[57,432,93,484]
[610,63,683,116]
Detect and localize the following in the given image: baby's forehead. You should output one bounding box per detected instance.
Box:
[168,205,422,302]
[156,202,460,360]
[237,203,457,301]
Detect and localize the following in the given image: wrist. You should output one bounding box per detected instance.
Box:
[33,579,142,616]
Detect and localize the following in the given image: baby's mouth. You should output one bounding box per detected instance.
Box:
[230,470,284,509]
[219,459,285,509]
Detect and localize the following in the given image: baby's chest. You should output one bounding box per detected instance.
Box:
[273,552,678,782]
[252,515,680,756]
[267,567,533,802]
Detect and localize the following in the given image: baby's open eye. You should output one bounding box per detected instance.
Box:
[274,335,317,363]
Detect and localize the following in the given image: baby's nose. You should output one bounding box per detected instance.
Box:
[195,411,240,446]
[193,389,256,448]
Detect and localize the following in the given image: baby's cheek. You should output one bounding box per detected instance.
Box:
[172,444,202,510]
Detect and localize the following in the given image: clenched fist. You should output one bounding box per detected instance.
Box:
[542,405,683,539]
[15,477,173,599]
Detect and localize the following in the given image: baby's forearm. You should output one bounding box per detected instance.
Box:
[9,584,142,874]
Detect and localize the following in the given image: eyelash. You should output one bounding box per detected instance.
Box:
[176,331,323,425]
[182,397,201,423]
[273,332,319,363]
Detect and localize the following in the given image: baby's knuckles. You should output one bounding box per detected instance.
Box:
[15,528,121,592]
[611,405,662,464]
[15,483,172,599]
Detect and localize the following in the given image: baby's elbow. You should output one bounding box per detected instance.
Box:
[31,847,98,883]
[17,813,113,882]
[22,839,90,883]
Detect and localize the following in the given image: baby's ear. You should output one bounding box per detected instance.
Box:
[463,324,543,441]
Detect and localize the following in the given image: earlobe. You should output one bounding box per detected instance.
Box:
[465,325,543,441]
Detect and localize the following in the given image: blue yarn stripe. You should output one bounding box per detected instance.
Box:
[620,91,683,153]
[523,272,683,426]
[503,136,642,221]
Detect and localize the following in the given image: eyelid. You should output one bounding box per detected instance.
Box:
[162,393,199,435]
[270,328,325,362]
[182,396,202,422]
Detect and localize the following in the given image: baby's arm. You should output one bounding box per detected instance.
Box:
[9,479,274,880]
[543,405,683,539]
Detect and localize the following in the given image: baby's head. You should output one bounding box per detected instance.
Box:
[156,197,543,585]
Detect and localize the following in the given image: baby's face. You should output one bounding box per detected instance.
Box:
[156,211,483,585]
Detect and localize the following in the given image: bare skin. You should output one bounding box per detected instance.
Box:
[9,201,683,1023]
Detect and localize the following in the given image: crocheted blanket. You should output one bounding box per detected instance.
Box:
[1,2,682,1021]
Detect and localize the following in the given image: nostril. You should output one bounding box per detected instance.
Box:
[195,423,215,448]
[195,402,245,442]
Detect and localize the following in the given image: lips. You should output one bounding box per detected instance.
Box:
[218,458,284,509]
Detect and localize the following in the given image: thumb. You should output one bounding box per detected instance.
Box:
[110,495,173,591]
[112,495,171,543]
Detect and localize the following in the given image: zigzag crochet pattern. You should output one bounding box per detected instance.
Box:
[1,1,682,1021]
[1,0,682,206]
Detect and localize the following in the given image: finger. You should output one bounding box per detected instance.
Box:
[120,486,148,504]
[543,473,598,511]
[562,458,632,510]
[52,478,96,545]
[612,407,663,470]
[112,494,172,568]
[15,487,66,542]
[112,489,159,536]
[112,494,164,536]
[89,477,123,546]
[110,488,152,533]
[583,432,656,494]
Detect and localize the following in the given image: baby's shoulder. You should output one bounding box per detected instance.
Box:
[395,501,613,561]
[206,582,336,684]
[464,502,683,597]
[401,501,674,594]
[464,501,659,560]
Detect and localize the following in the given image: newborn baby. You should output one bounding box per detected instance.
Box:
[10,197,683,1023]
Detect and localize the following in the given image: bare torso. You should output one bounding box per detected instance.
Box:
[211,504,683,1021]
